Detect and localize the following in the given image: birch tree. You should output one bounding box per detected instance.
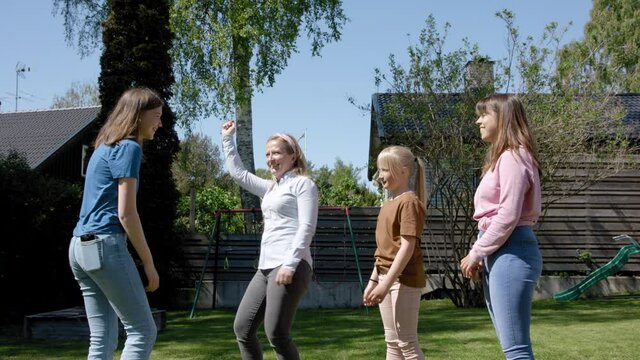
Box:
[170,0,347,210]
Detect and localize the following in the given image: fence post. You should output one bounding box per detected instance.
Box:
[345,207,365,293]
[189,210,222,318]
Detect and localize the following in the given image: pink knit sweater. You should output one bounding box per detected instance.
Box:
[468,148,541,262]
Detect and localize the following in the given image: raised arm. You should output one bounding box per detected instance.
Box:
[221,121,273,198]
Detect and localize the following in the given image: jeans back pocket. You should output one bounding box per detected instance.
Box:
[79,239,103,271]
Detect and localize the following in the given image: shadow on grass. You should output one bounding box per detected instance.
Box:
[531,297,640,326]
[154,310,239,358]
[2,297,639,359]
[294,308,382,349]
[0,333,87,359]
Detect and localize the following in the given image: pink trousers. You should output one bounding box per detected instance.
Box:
[378,274,425,360]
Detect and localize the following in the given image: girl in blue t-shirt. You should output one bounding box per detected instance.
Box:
[69,87,163,359]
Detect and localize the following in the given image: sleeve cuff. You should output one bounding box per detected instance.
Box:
[468,248,483,264]
[281,265,297,273]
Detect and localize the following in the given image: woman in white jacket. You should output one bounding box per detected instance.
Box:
[221,120,319,360]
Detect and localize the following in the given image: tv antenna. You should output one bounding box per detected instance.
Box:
[15,62,30,111]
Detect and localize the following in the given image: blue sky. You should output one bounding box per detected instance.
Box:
[0,0,592,182]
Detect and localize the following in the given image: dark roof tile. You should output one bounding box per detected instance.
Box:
[372,93,640,139]
[615,94,640,136]
[0,107,100,169]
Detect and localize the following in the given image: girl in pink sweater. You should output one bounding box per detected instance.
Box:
[461,94,542,360]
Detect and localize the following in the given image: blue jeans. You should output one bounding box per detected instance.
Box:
[69,233,157,359]
[481,226,542,360]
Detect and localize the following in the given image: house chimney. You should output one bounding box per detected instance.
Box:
[465,58,494,92]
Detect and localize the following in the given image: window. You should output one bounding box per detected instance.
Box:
[81,145,92,177]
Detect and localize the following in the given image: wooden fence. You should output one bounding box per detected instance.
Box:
[177,167,640,286]
[536,167,640,272]
[177,208,379,285]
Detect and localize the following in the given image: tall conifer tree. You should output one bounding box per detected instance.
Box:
[98,0,180,306]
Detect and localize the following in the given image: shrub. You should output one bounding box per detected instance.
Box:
[0,151,82,324]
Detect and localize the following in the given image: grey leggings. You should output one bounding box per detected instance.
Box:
[233,260,312,360]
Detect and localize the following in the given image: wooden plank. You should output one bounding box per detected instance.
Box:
[176,172,640,279]
[24,307,166,340]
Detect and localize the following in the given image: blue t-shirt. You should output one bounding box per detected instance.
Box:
[73,139,142,236]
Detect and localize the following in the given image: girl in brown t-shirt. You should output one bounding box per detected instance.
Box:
[363,145,427,360]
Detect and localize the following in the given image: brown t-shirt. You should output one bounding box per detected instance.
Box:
[374,192,426,288]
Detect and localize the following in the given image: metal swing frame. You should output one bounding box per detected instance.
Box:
[189,207,363,318]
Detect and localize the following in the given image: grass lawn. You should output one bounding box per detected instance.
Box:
[1,297,639,359]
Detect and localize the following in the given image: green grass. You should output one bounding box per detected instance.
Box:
[1,297,639,359]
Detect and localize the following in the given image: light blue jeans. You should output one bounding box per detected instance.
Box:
[69,233,157,359]
[481,226,542,360]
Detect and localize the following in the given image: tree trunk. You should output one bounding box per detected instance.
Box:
[189,186,196,233]
[232,31,261,229]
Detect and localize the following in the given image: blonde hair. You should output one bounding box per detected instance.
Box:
[267,133,308,176]
[475,94,541,175]
[376,145,427,208]
[95,87,164,147]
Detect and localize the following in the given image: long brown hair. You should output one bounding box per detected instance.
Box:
[376,145,427,209]
[267,133,309,176]
[476,94,540,175]
[95,87,163,147]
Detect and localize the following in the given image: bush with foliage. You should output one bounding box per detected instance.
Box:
[175,185,244,235]
[311,159,380,207]
[0,151,82,324]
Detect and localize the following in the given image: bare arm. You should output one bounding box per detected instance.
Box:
[363,267,379,306]
[118,177,159,292]
[364,236,415,304]
[379,236,415,288]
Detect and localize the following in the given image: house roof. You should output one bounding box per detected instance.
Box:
[368,92,475,179]
[368,93,640,179]
[0,106,101,169]
[616,93,640,133]
[371,92,468,138]
[372,92,640,139]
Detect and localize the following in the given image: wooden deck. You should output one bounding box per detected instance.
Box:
[23,307,167,340]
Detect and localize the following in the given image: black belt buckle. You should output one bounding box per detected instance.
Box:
[80,233,98,242]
